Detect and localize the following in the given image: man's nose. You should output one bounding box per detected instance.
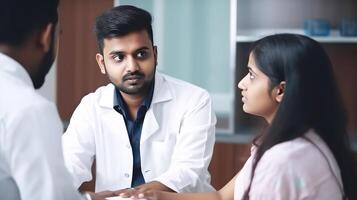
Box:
[126,57,139,72]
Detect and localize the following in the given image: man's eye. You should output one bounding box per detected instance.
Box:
[113,54,124,62]
[137,51,148,59]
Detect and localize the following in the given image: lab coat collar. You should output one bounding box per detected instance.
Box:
[0,52,33,88]
[99,72,173,109]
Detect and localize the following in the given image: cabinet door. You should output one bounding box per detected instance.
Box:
[57,0,113,120]
[209,143,250,189]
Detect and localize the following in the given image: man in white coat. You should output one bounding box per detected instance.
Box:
[0,0,105,199]
[62,5,216,196]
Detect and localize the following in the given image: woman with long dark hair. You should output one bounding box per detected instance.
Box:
[117,34,357,200]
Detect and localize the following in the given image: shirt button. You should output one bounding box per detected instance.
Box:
[124,173,130,178]
[126,144,131,149]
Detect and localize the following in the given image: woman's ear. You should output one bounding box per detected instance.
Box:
[96,53,106,74]
[275,81,286,103]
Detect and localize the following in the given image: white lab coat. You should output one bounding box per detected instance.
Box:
[0,53,85,200]
[62,72,216,193]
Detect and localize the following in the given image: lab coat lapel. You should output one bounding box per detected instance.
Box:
[140,108,159,144]
[99,84,115,108]
[99,83,131,143]
[140,73,173,143]
[106,109,130,142]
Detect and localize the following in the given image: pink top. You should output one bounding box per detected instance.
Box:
[234,130,344,200]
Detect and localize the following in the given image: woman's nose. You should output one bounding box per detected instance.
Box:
[238,75,247,90]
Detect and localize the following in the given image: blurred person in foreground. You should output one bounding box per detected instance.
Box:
[0,0,106,199]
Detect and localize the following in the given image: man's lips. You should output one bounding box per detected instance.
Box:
[123,75,143,81]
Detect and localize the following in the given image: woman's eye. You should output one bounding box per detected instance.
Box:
[249,72,255,80]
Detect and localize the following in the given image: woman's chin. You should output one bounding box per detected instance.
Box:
[242,104,249,113]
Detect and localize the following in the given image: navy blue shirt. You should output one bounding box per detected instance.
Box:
[113,82,154,187]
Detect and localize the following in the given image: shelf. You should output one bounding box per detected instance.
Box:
[236,29,357,43]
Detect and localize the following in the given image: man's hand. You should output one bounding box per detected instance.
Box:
[115,181,174,198]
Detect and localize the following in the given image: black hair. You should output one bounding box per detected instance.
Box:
[94,5,154,54]
[243,34,357,199]
[0,0,59,46]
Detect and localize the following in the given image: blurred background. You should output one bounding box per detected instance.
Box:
[37,0,357,190]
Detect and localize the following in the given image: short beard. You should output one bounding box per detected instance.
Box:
[32,29,56,89]
[33,48,55,89]
[116,78,153,95]
[117,69,155,95]
[103,62,156,96]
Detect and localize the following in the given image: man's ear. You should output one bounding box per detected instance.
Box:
[275,81,286,103]
[153,45,158,66]
[96,53,106,74]
[38,23,53,53]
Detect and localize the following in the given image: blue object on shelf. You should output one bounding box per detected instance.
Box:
[304,19,330,36]
[340,18,357,36]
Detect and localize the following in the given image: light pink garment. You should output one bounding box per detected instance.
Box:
[234,130,344,200]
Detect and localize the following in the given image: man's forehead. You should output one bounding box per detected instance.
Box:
[102,31,152,53]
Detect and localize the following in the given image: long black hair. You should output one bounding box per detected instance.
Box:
[243,34,356,199]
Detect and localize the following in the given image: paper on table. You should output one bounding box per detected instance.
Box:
[106,197,146,200]
[105,197,127,200]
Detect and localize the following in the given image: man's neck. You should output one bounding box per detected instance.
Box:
[120,92,146,120]
[0,44,36,74]
[0,46,18,61]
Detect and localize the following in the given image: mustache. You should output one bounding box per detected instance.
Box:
[122,71,145,81]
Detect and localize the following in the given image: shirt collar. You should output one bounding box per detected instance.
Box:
[0,52,33,88]
[113,79,155,119]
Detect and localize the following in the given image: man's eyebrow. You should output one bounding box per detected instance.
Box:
[109,50,123,55]
[134,47,150,52]
[108,47,150,55]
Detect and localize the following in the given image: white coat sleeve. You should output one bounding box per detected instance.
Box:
[62,96,96,189]
[154,91,216,192]
[3,102,84,200]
